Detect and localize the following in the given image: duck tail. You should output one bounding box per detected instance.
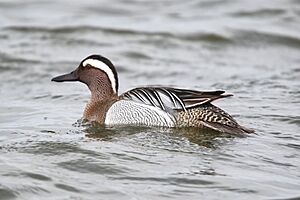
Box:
[239,125,255,134]
[196,104,255,135]
[201,121,254,135]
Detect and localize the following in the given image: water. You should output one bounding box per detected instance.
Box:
[0,0,300,199]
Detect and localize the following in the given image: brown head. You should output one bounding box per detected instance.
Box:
[51,55,119,101]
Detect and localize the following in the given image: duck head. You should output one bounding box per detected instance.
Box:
[51,55,119,100]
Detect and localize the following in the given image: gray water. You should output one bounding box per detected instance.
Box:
[1,0,300,199]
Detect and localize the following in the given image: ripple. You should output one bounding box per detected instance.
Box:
[10,185,49,196]
[50,95,64,99]
[121,51,151,60]
[21,172,52,181]
[179,33,231,43]
[0,187,17,200]
[0,65,20,72]
[54,183,81,193]
[230,8,286,17]
[195,0,229,8]
[4,25,231,44]
[274,196,300,200]
[261,156,295,167]
[233,30,300,48]
[286,143,300,150]
[262,114,300,126]
[0,53,40,65]
[22,142,83,156]
[4,25,151,35]
[57,159,126,175]
[113,176,214,186]
[32,94,51,100]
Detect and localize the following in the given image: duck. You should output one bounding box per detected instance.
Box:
[51,54,254,134]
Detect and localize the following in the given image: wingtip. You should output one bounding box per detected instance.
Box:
[240,126,255,134]
[223,93,234,97]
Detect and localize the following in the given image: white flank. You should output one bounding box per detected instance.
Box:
[83,58,117,93]
[105,100,176,127]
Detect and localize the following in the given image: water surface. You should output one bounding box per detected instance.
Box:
[0,0,300,199]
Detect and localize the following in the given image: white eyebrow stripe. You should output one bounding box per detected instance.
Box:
[83,58,117,93]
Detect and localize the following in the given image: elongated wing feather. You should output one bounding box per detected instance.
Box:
[121,87,232,112]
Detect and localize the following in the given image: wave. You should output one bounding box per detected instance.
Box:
[232,29,300,48]
[4,25,232,43]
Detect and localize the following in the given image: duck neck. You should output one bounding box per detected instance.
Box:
[83,83,118,123]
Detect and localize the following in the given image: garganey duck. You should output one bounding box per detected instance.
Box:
[51,55,254,134]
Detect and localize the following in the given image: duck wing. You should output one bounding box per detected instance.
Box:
[121,87,232,112]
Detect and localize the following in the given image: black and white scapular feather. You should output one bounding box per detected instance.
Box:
[122,87,232,112]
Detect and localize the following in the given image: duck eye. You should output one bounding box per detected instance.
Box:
[84,64,92,69]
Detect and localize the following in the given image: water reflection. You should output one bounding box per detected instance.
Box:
[83,122,235,148]
[170,127,235,148]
